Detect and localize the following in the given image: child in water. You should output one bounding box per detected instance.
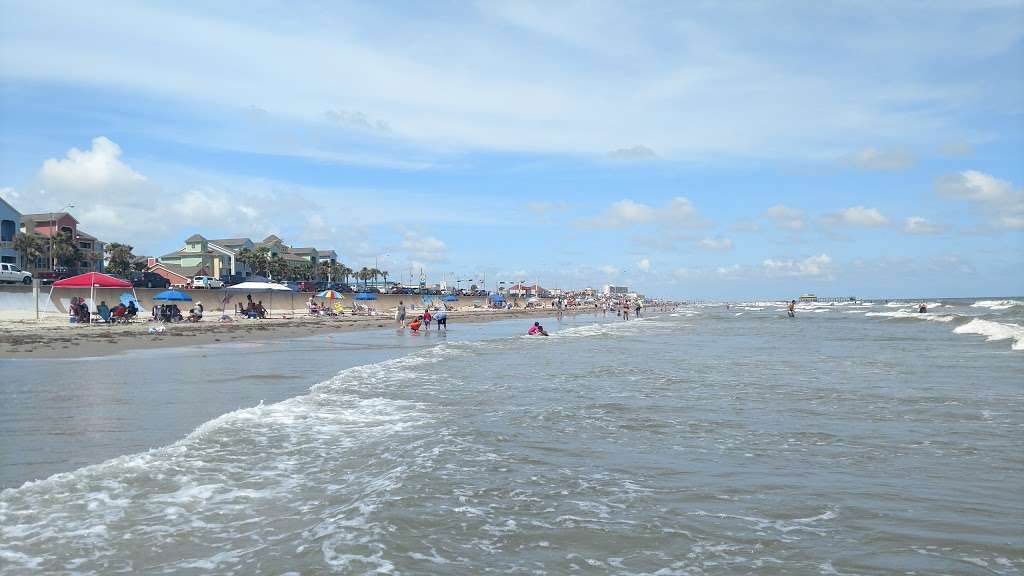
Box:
[527,321,549,336]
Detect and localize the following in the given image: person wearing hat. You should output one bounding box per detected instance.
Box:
[189,300,204,322]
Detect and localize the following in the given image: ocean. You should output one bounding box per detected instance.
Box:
[1,299,1022,575]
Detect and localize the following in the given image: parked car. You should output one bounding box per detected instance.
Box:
[131,271,170,289]
[0,263,32,284]
[190,275,224,289]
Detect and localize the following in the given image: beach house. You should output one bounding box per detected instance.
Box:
[0,197,21,266]
[19,212,106,274]
[158,234,253,282]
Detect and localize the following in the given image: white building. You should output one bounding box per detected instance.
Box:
[603,285,629,296]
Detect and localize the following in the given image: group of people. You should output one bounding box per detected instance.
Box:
[396,300,448,333]
[237,294,267,319]
[96,300,138,323]
[69,297,139,324]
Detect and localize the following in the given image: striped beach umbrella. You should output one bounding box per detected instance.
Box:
[316,289,344,300]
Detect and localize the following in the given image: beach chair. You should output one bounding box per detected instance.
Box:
[97,307,112,323]
[332,302,344,316]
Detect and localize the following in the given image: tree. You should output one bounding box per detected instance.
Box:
[12,233,44,269]
[381,269,389,290]
[295,261,315,281]
[357,267,371,287]
[105,242,135,277]
[51,230,81,270]
[238,246,271,277]
[268,254,290,281]
[338,264,353,285]
[131,259,149,273]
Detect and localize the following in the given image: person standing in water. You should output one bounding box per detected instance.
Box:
[434,307,447,332]
[788,300,796,318]
[396,300,406,326]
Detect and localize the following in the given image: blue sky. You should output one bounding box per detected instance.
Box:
[1,1,1021,299]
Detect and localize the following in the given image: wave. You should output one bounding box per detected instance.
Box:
[864,311,956,323]
[970,299,1023,310]
[953,319,1024,351]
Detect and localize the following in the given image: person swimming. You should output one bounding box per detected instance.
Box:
[527,321,548,336]
[918,303,928,313]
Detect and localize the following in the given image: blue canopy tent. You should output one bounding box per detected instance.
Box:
[354,292,378,301]
[443,294,459,302]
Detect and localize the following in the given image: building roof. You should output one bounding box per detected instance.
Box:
[262,234,283,244]
[208,238,252,247]
[288,246,317,255]
[0,195,20,215]
[282,253,309,263]
[185,234,206,243]
[21,212,79,225]
[150,262,207,280]
[76,230,99,241]
[317,249,337,257]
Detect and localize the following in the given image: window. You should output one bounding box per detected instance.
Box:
[1,257,16,264]
[1,219,14,241]
[80,242,92,249]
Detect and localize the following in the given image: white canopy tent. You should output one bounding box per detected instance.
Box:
[225,281,294,318]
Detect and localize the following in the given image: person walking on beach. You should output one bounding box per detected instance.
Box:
[396,300,406,325]
[422,307,432,329]
[635,300,642,318]
[788,300,796,318]
[435,307,447,332]
[622,301,630,320]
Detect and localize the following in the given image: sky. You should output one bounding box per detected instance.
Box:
[0,1,1022,299]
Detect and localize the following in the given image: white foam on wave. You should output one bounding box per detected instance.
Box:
[953,319,1024,351]
[865,310,956,323]
[971,299,1023,310]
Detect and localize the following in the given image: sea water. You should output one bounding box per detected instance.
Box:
[1,300,1022,574]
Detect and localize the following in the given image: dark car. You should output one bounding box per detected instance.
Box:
[132,271,170,289]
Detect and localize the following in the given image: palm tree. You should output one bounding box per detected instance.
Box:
[12,233,44,270]
[52,229,81,271]
[295,261,315,281]
[339,264,353,285]
[381,269,389,291]
[318,260,333,281]
[268,254,290,281]
[357,267,371,288]
[105,242,135,277]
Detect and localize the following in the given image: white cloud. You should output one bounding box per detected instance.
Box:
[599,265,618,275]
[902,216,945,235]
[762,254,833,277]
[842,148,916,171]
[39,136,148,192]
[695,237,734,251]
[637,258,651,271]
[935,170,1024,229]
[6,3,1015,162]
[820,205,890,228]
[762,204,805,231]
[578,197,710,229]
[398,228,448,262]
[0,187,18,203]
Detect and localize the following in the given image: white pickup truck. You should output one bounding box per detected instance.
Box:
[0,263,33,284]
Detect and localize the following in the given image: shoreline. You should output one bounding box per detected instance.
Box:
[0,307,602,359]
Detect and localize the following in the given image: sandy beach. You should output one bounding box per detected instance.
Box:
[0,304,576,358]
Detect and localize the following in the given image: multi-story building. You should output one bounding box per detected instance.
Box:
[20,212,105,273]
[0,197,21,266]
[603,285,629,296]
[158,234,248,281]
